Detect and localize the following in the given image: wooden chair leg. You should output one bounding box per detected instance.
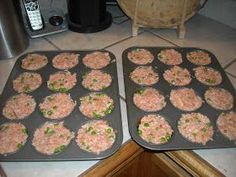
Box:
[177,24,186,39]
[132,0,140,37]
[132,24,139,37]
[177,0,187,39]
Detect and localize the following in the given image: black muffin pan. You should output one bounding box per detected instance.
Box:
[122,46,236,151]
[0,50,123,161]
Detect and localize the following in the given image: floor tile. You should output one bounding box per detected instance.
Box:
[45,20,133,50]
[119,99,131,143]
[149,15,236,67]
[107,5,129,24]
[106,31,174,98]
[226,60,236,77]
[226,73,236,89]
[0,38,57,94]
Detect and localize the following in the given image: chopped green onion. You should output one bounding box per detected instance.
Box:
[144,123,149,127]
[17,143,23,149]
[54,145,66,154]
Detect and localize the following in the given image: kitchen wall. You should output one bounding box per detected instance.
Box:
[38,0,236,29]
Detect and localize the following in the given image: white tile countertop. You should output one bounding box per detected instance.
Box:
[1,6,236,177]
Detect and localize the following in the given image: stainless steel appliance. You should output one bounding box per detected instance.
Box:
[0,0,29,60]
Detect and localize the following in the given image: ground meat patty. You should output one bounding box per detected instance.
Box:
[186,50,211,65]
[82,51,111,69]
[32,122,74,155]
[217,112,236,141]
[138,114,173,144]
[133,88,166,112]
[79,93,114,118]
[127,48,154,65]
[2,93,36,120]
[157,49,182,65]
[0,123,28,155]
[178,113,213,145]
[194,66,222,86]
[82,70,112,91]
[39,93,76,119]
[47,71,77,92]
[163,66,191,86]
[52,53,79,70]
[130,66,159,86]
[170,88,203,111]
[13,72,42,93]
[21,54,48,70]
[76,120,115,154]
[204,87,233,110]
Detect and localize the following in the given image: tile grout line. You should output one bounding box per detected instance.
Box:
[43,37,62,51]
[145,29,180,47]
[119,95,126,102]
[223,58,236,70]
[226,71,236,78]
[102,31,145,50]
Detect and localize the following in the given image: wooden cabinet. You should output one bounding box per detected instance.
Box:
[80,140,224,177]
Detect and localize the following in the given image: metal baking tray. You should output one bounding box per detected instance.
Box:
[0,50,123,161]
[122,46,236,151]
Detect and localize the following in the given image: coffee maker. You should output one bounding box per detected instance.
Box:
[67,0,112,33]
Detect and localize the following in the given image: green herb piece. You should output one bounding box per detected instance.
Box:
[104,104,114,115]
[93,112,102,119]
[135,88,145,94]
[23,86,31,93]
[92,79,97,83]
[40,108,46,116]
[59,87,67,92]
[0,125,9,132]
[44,127,55,136]
[54,145,66,154]
[201,127,207,132]
[22,128,28,135]
[86,127,93,132]
[160,133,171,143]
[205,78,215,84]
[206,122,212,127]
[106,128,112,133]
[192,133,197,137]
[144,123,149,127]
[17,143,23,149]
[47,110,53,116]
[47,96,53,101]
[91,131,96,135]
[138,129,142,135]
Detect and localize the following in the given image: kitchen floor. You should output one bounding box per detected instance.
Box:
[0,5,236,177]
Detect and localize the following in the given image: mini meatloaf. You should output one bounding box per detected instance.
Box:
[157,49,182,65]
[82,70,112,91]
[127,48,154,65]
[133,88,166,112]
[129,66,159,86]
[79,93,114,118]
[76,120,116,154]
[21,53,48,70]
[47,71,77,92]
[178,113,213,145]
[170,88,203,111]
[32,122,74,155]
[82,51,111,69]
[204,87,233,110]
[163,66,191,86]
[186,50,211,65]
[39,93,76,119]
[13,72,42,93]
[194,66,222,86]
[217,112,236,141]
[0,123,28,155]
[2,93,36,120]
[52,53,79,70]
[138,114,173,144]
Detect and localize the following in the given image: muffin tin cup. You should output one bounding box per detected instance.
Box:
[0,50,123,161]
[123,46,236,151]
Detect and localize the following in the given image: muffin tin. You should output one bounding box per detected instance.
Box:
[0,50,123,161]
[122,46,236,150]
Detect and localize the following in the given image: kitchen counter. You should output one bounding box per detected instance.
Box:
[0,6,236,177]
